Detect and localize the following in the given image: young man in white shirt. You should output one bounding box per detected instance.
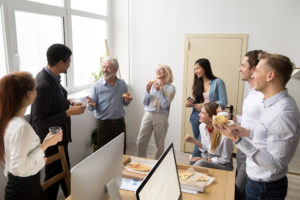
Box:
[233,50,264,200]
[216,52,300,200]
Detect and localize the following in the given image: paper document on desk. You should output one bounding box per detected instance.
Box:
[120,178,142,191]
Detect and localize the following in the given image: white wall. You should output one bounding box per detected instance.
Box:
[110,0,130,82]
[111,0,300,151]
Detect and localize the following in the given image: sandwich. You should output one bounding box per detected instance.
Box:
[122,92,132,100]
[127,163,152,172]
[195,175,208,182]
[212,115,230,126]
[178,170,193,181]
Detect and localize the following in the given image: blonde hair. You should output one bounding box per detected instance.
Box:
[158,64,173,84]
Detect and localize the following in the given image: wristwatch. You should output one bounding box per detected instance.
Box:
[235,137,242,145]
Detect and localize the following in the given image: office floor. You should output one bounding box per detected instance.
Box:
[57,143,300,200]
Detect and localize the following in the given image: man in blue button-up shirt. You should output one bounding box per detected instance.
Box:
[87,57,132,153]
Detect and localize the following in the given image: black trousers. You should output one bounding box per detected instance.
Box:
[97,117,126,154]
[5,172,46,200]
[44,144,70,200]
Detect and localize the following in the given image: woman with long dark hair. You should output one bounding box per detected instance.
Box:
[185,58,227,164]
[0,71,62,200]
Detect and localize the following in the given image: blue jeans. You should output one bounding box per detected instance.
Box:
[246,176,287,200]
[190,117,201,165]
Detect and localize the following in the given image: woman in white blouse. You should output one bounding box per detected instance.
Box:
[0,71,62,200]
[185,102,233,171]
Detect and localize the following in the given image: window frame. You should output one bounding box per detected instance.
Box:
[0,0,10,75]
[0,0,111,93]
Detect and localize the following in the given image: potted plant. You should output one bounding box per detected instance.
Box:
[90,128,99,152]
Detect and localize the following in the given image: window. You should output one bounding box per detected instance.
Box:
[0,6,6,78]
[71,0,107,15]
[15,11,63,78]
[27,0,63,7]
[0,0,110,91]
[72,15,106,87]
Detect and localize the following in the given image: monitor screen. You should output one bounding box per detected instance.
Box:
[136,143,182,200]
[71,133,124,200]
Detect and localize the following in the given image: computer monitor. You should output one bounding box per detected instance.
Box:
[136,143,183,200]
[71,133,124,200]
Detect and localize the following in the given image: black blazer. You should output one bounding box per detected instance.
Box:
[30,68,71,147]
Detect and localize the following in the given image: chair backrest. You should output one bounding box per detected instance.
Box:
[42,145,70,193]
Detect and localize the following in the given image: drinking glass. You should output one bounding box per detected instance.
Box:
[49,126,62,135]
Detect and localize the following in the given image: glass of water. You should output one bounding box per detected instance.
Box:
[49,126,62,135]
[72,97,88,105]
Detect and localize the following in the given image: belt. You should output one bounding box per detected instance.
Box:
[98,117,124,123]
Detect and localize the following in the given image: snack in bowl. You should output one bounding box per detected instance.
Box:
[178,170,193,181]
[212,115,230,126]
[127,163,152,172]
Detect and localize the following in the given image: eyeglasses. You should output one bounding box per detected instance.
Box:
[155,67,164,72]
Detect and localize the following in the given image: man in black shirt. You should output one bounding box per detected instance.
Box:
[31,44,86,200]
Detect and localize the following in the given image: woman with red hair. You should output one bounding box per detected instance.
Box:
[0,72,62,200]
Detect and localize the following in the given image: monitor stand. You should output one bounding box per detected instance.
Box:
[106,178,123,200]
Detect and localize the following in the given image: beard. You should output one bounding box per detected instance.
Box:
[241,72,253,81]
[103,72,116,80]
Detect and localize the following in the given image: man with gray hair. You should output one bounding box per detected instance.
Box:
[87,57,132,153]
